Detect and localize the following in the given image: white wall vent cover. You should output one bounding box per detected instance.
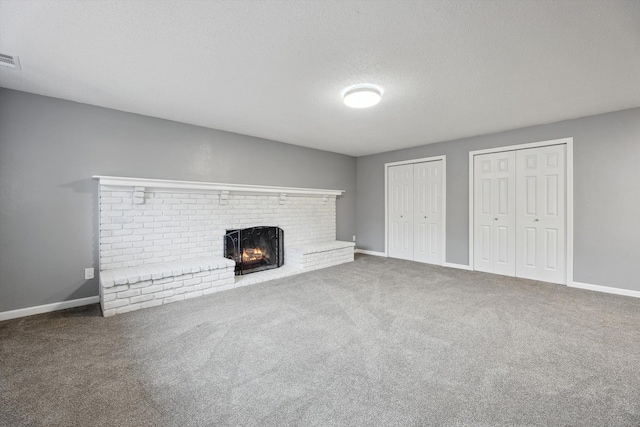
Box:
[0,53,21,70]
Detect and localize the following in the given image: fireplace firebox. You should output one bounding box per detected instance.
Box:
[224,226,284,275]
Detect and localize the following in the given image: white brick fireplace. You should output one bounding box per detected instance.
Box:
[95,176,354,316]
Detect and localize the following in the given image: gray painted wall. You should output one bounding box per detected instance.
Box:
[356,108,640,292]
[2,87,638,313]
[0,89,356,312]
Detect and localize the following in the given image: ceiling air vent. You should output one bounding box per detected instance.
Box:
[0,53,21,70]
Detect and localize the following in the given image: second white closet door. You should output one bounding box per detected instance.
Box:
[473,144,567,284]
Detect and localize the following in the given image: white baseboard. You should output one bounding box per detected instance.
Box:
[354,249,387,257]
[442,262,473,271]
[0,296,100,321]
[569,281,640,299]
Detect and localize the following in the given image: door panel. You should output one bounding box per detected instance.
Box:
[392,222,399,249]
[524,227,536,267]
[474,155,494,272]
[481,179,491,214]
[496,226,508,263]
[491,152,516,276]
[429,223,439,255]
[525,177,536,215]
[498,178,509,215]
[401,223,410,251]
[515,145,566,284]
[480,225,491,261]
[388,164,414,260]
[545,229,558,269]
[473,151,516,275]
[546,175,558,215]
[414,160,443,264]
[430,183,438,213]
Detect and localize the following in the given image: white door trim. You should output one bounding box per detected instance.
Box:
[468,137,574,285]
[385,155,447,264]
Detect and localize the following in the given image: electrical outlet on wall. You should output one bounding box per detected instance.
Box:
[85,268,94,280]
[352,235,356,242]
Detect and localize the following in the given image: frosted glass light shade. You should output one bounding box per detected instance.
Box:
[342,85,382,108]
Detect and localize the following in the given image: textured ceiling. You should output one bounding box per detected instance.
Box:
[1,0,639,156]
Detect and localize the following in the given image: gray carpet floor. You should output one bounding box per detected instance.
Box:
[1,254,639,426]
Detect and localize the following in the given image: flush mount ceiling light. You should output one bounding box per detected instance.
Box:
[342,84,382,108]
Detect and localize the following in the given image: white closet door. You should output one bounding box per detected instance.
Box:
[414,161,443,264]
[388,164,414,260]
[473,151,516,275]
[516,145,566,284]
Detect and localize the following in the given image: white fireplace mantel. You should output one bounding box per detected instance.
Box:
[93,175,344,197]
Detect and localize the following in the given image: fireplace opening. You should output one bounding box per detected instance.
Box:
[224,226,284,275]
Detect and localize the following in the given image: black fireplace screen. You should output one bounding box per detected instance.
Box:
[224,226,284,275]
